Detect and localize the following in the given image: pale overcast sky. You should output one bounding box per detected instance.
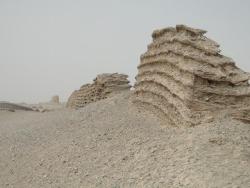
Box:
[1,0,250,103]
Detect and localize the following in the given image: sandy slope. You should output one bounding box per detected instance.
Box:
[0,91,250,187]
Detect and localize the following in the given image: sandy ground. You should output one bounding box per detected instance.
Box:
[0,92,250,187]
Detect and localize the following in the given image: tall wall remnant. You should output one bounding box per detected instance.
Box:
[50,95,60,104]
[67,73,131,109]
[133,24,250,126]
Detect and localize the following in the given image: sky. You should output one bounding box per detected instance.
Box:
[1,0,250,103]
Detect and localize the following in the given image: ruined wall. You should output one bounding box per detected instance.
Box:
[50,95,60,104]
[0,102,33,112]
[67,73,131,109]
[133,25,250,126]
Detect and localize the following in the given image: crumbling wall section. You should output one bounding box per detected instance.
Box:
[67,73,131,109]
[0,102,33,112]
[133,25,250,126]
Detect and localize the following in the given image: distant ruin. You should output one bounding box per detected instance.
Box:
[67,73,131,109]
[0,102,33,112]
[133,25,250,126]
[50,95,60,104]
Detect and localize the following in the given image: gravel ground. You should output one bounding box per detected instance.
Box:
[0,91,250,187]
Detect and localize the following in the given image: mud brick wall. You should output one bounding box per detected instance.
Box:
[133,25,250,126]
[67,73,131,109]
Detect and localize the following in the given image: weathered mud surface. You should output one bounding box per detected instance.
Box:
[134,25,250,126]
[67,73,131,109]
[0,102,33,112]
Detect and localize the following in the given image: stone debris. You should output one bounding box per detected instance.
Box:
[67,73,131,109]
[231,107,250,123]
[133,24,250,126]
[32,106,48,113]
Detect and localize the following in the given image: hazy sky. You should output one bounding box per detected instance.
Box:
[1,0,250,103]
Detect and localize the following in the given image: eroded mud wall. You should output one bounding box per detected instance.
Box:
[134,25,250,126]
[67,73,131,109]
[0,102,33,111]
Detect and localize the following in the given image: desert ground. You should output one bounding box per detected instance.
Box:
[0,91,250,188]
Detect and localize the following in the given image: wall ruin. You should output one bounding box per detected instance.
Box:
[67,73,131,109]
[133,25,250,126]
